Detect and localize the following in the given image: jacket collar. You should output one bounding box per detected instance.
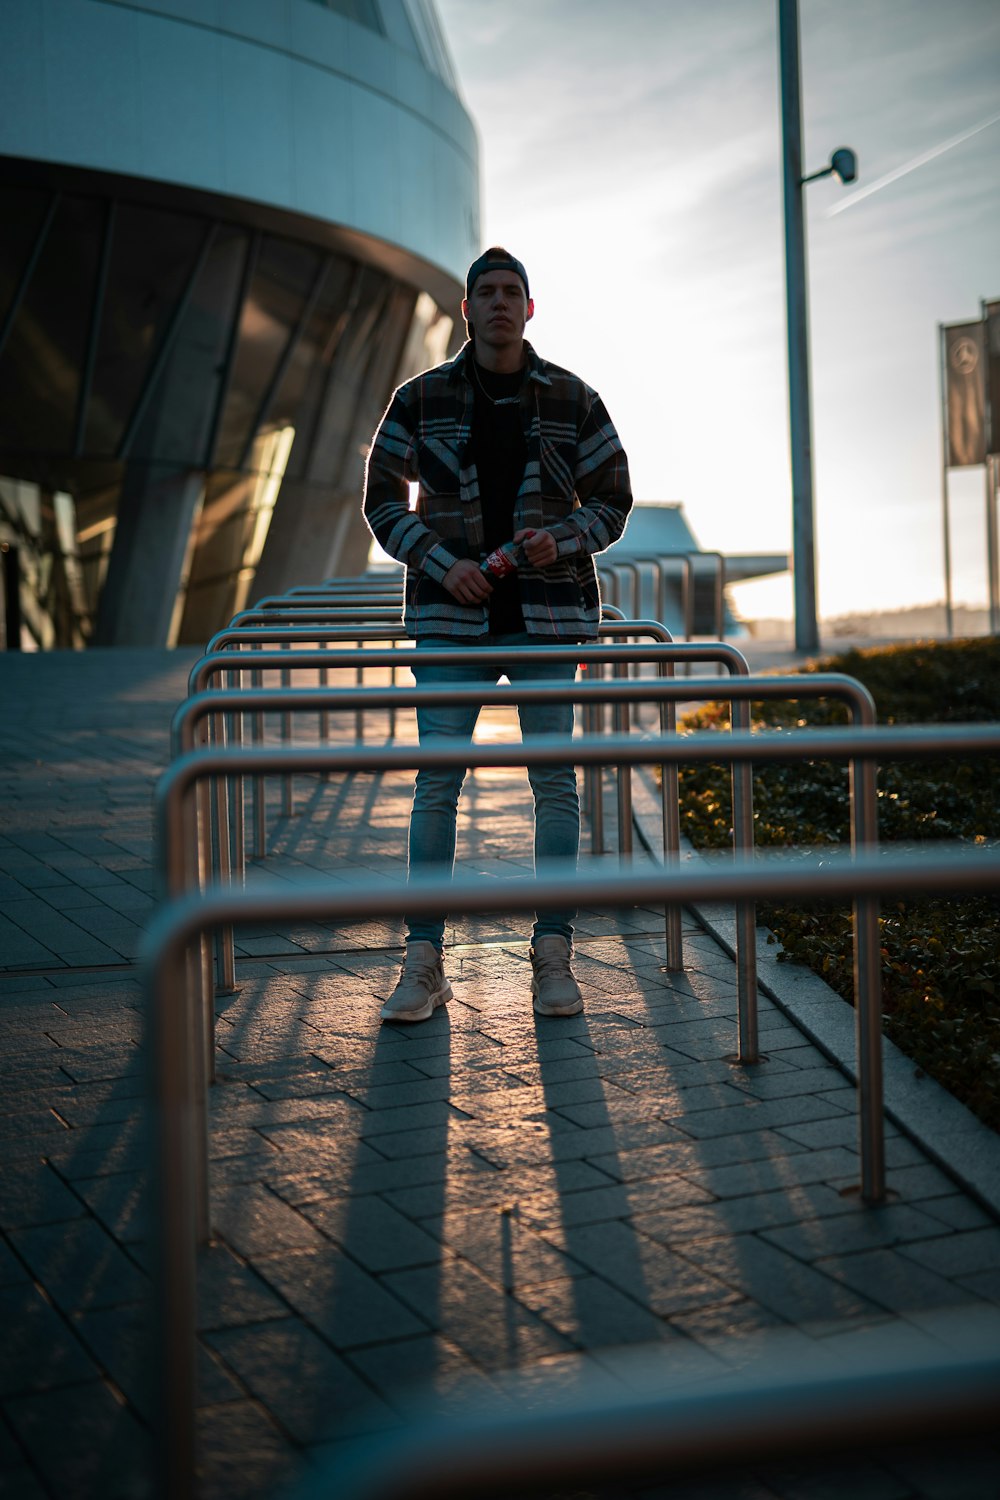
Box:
[446,339,553,388]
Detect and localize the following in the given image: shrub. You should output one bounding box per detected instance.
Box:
[678,639,1000,1129]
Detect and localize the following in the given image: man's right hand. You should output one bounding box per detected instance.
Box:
[443,558,492,604]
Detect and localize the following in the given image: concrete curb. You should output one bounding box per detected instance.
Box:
[629,763,1000,1221]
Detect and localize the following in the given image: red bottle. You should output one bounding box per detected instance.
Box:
[480,531,534,578]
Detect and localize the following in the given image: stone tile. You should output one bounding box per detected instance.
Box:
[0,916,56,968]
[0,1163,88,1230]
[955,1266,1000,1303]
[8,1219,146,1314]
[0,1236,30,1288]
[679,1146,863,1199]
[205,1318,393,1443]
[588,1334,727,1393]
[882,1162,967,1201]
[681,1234,884,1330]
[917,1195,995,1233]
[588,1128,806,1184]
[196,1242,292,1330]
[381,1258,575,1368]
[542,1219,741,1317]
[514,1272,671,1346]
[727,1065,853,1101]
[633,1182,863,1246]
[211,1183,329,1257]
[47,1049,144,1085]
[759,1203,951,1261]
[250,1243,428,1348]
[73,1302,241,1419]
[669,1297,789,1347]
[813,1246,980,1317]
[299,1196,444,1273]
[347,1333,500,1415]
[340,1074,463,1109]
[4,1380,148,1498]
[268,1146,489,1202]
[0,1284,98,1395]
[424,1206,587,1289]
[354,1099,473,1139]
[898,1227,1000,1280]
[195,1399,296,1500]
[671,1093,848,1141]
[517,1172,714,1231]
[70,1172,148,1242]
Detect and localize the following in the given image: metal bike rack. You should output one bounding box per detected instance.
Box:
[142,831,1000,1500]
[155,700,950,1237]
[188,628,751,968]
[171,666,872,1065]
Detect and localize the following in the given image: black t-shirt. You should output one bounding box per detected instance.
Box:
[471,359,527,633]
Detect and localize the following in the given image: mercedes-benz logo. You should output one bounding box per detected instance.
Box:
[950,337,979,375]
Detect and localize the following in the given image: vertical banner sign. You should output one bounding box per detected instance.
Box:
[984,299,1000,456]
[943,321,986,467]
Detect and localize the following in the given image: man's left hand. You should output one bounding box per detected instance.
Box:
[515,528,558,567]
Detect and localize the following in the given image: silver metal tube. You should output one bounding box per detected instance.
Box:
[580,662,602,855]
[612,658,633,859]
[281,643,293,818]
[730,693,758,1062]
[148,926,198,1500]
[355,650,365,742]
[228,660,245,886]
[231,606,404,628]
[212,706,237,996]
[248,598,404,613]
[848,696,882,1202]
[596,565,618,611]
[193,716,216,1094]
[656,653,684,973]
[201,608,624,661]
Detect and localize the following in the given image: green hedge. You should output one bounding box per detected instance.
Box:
[678,639,1000,1129]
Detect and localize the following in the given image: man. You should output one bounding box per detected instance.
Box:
[363,247,632,1023]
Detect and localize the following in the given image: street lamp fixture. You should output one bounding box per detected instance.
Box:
[802,147,858,187]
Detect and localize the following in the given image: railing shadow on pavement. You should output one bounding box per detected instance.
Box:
[142,839,1000,1500]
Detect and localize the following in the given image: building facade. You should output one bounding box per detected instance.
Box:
[0,0,479,648]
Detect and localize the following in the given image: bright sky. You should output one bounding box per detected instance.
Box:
[435,0,1000,621]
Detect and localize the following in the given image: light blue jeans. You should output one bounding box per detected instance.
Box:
[406,634,581,949]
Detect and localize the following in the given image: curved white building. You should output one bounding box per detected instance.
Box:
[0,0,479,647]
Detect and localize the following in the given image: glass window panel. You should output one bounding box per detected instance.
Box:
[132,225,248,467]
[212,236,322,471]
[176,425,292,643]
[84,202,207,456]
[0,185,52,334]
[267,255,355,450]
[0,195,103,454]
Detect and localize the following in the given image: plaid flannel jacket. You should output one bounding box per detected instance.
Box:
[362,341,632,639]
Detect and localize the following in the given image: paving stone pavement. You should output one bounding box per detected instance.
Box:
[1,647,999,1500]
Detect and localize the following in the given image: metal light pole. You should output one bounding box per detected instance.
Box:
[778,0,856,654]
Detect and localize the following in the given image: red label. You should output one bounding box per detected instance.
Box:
[483,546,517,578]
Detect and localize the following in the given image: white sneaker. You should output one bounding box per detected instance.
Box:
[380,941,452,1023]
[530,936,583,1017]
